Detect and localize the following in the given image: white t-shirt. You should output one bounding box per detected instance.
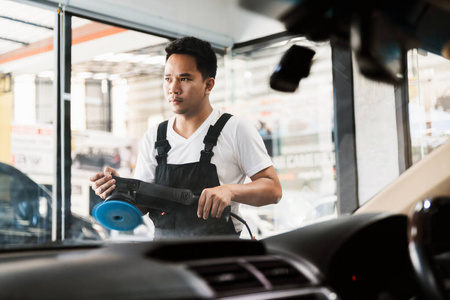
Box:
[134,108,273,231]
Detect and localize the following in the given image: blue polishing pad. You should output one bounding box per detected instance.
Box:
[92,200,143,231]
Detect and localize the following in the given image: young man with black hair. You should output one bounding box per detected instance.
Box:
[90,36,282,238]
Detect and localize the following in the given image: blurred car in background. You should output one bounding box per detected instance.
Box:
[436,87,450,112]
[0,162,107,245]
[72,146,121,171]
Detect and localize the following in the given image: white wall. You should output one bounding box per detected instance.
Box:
[353,65,400,205]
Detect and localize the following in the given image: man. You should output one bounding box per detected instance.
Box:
[90,36,282,238]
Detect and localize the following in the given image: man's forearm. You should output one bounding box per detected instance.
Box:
[197,166,282,219]
[227,176,282,207]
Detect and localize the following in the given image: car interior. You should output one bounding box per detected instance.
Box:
[1,0,450,299]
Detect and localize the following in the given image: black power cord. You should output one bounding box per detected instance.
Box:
[230,212,255,240]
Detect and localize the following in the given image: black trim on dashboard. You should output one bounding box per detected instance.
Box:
[147,239,267,262]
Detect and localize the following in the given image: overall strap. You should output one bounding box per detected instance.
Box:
[200,113,232,163]
[155,120,171,164]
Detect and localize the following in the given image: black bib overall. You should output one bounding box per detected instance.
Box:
[148,113,238,239]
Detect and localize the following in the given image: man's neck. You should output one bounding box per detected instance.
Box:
[173,105,213,139]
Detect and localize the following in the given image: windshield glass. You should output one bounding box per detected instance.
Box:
[1,0,450,248]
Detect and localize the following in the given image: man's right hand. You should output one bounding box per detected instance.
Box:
[90,167,120,199]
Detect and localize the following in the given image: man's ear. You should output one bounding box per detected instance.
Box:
[204,77,215,95]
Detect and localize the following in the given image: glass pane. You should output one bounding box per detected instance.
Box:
[70,17,336,240]
[408,49,450,163]
[70,17,171,241]
[229,39,336,237]
[0,1,55,247]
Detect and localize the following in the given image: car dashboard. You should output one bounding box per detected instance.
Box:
[0,212,420,300]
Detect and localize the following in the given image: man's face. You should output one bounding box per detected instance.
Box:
[163,54,214,117]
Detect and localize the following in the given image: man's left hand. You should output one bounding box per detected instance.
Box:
[197,185,232,219]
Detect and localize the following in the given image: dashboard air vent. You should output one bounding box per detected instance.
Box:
[189,262,264,296]
[188,256,312,297]
[250,258,310,289]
